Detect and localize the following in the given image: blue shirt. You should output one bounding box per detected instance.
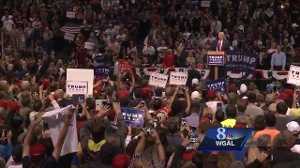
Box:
[271,51,286,69]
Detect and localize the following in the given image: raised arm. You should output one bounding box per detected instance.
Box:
[129,70,136,93]
[81,102,92,120]
[167,86,179,109]
[152,129,166,161]
[23,115,43,157]
[184,87,191,114]
[134,132,146,155]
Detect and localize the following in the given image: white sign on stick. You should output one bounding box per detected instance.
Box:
[169,71,188,86]
[149,72,168,88]
[66,69,94,96]
[287,65,300,86]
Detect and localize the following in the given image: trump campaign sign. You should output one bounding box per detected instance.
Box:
[66,69,94,96]
[206,79,226,92]
[287,65,300,86]
[169,71,188,86]
[66,81,88,96]
[207,51,225,66]
[121,107,144,128]
[149,72,169,88]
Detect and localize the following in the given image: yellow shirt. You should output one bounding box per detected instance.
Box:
[221,119,237,128]
[88,139,106,152]
[288,108,300,118]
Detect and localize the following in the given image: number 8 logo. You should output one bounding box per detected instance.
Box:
[217,128,226,140]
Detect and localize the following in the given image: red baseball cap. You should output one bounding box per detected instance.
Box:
[112,154,129,168]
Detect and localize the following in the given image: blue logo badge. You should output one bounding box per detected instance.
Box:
[198,128,253,151]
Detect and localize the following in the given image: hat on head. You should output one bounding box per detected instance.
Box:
[286,121,300,134]
[191,91,201,100]
[192,78,199,85]
[112,154,129,168]
[239,84,247,94]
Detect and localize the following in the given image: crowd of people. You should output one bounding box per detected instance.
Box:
[0,0,299,168]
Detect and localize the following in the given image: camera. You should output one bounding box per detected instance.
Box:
[142,127,153,136]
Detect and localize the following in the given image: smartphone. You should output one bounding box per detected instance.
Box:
[217,102,223,110]
[95,99,107,109]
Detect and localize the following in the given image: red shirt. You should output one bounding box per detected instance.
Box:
[163,53,175,68]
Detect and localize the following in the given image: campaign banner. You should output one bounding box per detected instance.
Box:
[121,107,144,127]
[94,67,111,79]
[66,69,94,96]
[206,79,226,92]
[66,81,88,96]
[199,128,253,151]
[66,11,76,18]
[207,51,225,66]
[226,51,257,72]
[149,72,169,88]
[169,71,188,86]
[118,60,133,73]
[287,65,300,86]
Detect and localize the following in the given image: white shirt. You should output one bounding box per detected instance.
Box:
[3,19,14,32]
[271,51,286,69]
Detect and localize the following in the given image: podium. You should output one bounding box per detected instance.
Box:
[207,51,225,80]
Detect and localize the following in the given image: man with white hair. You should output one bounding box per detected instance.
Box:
[211,32,229,52]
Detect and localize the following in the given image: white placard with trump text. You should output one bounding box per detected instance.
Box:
[66,69,94,96]
[169,71,188,86]
[288,65,300,86]
[149,72,168,88]
[66,81,88,96]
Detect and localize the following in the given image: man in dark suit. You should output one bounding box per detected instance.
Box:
[209,32,229,79]
[211,32,229,52]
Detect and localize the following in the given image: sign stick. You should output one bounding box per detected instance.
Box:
[214,66,218,80]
